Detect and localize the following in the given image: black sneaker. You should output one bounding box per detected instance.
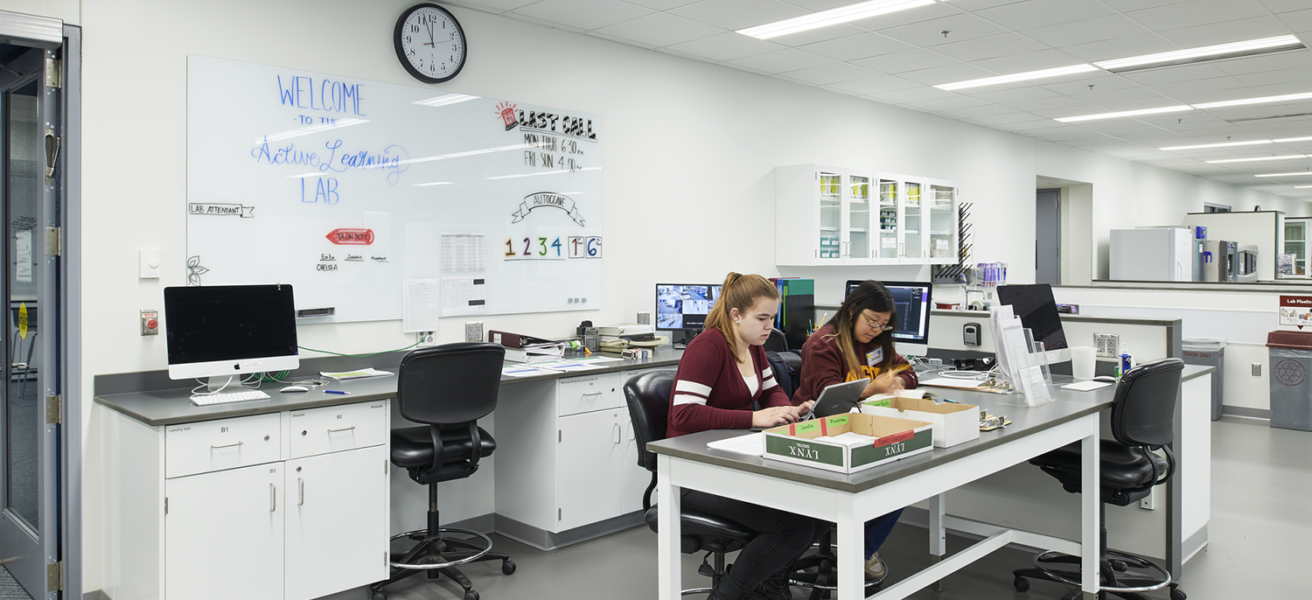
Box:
[749,567,793,600]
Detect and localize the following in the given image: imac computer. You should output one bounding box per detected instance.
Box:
[164,284,300,391]
[655,283,722,348]
[996,283,1070,365]
[844,280,932,356]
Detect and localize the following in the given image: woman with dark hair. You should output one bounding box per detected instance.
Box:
[668,272,817,600]
[794,280,919,581]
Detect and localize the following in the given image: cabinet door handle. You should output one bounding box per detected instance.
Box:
[298,478,304,506]
[270,484,276,512]
[327,426,356,433]
[211,441,244,449]
[613,423,621,445]
[582,392,603,399]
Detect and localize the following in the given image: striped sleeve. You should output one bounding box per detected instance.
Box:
[672,379,712,406]
[667,333,754,435]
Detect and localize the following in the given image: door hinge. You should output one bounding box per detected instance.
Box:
[47,561,61,591]
[45,227,60,257]
[45,395,60,424]
[44,57,61,88]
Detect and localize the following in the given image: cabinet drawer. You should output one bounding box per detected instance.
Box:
[166,413,283,479]
[557,372,624,417]
[289,401,387,459]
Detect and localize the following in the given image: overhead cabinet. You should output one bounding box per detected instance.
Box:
[777,165,958,266]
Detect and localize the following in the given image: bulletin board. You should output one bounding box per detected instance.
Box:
[186,55,603,324]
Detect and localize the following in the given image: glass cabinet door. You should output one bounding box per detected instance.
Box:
[1284,220,1307,276]
[848,174,871,261]
[818,171,842,260]
[903,180,925,260]
[928,183,956,263]
[877,178,899,260]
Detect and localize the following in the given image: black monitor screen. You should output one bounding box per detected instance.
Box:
[996,283,1068,351]
[844,280,931,345]
[164,284,299,365]
[655,284,722,331]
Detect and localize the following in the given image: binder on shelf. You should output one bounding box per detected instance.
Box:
[489,330,565,363]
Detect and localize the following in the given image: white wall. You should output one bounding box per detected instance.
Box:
[4,0,1307,592]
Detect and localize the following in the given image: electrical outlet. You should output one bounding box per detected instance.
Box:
[1094,333,1119,358]
[466,321,484,343]
[1140,487,1155,511]
[637,311,650,325]
[1252,363,1262,376]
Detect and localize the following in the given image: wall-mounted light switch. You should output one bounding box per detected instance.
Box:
[1252,363,1262,377]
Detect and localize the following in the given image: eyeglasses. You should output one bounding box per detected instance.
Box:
[862,313,892,332]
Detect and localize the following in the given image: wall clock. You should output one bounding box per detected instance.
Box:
[394,3,467,83]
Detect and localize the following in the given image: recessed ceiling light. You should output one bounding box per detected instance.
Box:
[1094,35,1305,73]
[1206,155,1307,164]
[737,0,935,40]
[1055,105,1192,123]
[1297,185,1312,188]
[935,64,1099,91]
[1273,136,1312,143]
[1193,92,1312,110]
[1161,140,1273,151]
[1255,172,1312,177]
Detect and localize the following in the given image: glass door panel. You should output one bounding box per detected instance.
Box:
[877,178,899,259]
[929,184,955,261]
[903,181,924,259]
[818,172,841,259]
[848,175,870,260]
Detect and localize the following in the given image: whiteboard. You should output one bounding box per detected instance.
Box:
[186,55,603,323]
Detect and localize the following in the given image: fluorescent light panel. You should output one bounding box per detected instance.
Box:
[1297,185,1312,188]
[1256,172,1312,177]
[1056,105,1192,123]
[1275,136,1312,143]
[1095,35,1304,72]
[1161,140,1272,151]
[935,64,1098,91]
[737,0,934,40]
[1206,155,1307,164]
[1194,91,1312,110]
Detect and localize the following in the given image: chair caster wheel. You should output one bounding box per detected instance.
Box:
[1170,588,1187,600]
[464,591,479,600]
[371,592,387,600]
[1111,559,1128,572]
[502,559,517,575]
[1013,576,1030,592]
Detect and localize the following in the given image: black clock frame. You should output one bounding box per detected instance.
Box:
[393,3,467,84]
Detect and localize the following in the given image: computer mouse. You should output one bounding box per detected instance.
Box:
[280,385,310,393]
[1093,376,1116,383]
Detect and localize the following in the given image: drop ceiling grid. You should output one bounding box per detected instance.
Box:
[447,0,1312,197]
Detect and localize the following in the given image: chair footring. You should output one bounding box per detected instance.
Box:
[680,587,712,596]
[388,527,494,570]
[1031,549,1172,594]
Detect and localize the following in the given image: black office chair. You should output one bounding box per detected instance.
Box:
[370,343,515,600]
[624,370,758,596]
[1013,358,1186,600]
[764,328,789,353]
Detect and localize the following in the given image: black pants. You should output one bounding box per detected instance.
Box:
[682,489,817,598]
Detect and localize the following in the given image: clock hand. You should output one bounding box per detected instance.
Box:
[425,21,435,47]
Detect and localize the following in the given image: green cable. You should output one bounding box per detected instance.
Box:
[297,342,421,358]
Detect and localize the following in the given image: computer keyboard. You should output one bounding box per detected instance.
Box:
[190,390,271,406]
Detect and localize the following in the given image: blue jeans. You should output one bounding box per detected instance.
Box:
[865,508,905,559]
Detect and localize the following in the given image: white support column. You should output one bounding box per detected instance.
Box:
[928,492,946,591]
[837,497,865,599]
[657,455,681,600]
[1081,418,1101,600]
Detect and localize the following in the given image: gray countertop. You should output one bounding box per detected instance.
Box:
[95,347,682,427]
[649,365,1212,495]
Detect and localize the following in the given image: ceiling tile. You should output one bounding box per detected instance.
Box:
[1123,0,1271,32]
[768,24,871,48]
[1235,66,1312,86]
[622,0,701,9]
[968,111,1047,125]
[1040,73,1139,95]
[966,49,1088,74]
[1057,34,1181,62]
[863,86,960,104]
[1157,16,1293,48]
[591,12,723,47]
[1006,95,1094,111]
[878,14,1011,48]
[445,0,538,12]
[909,96,994,112]
[511,0,653,31]
[778,62,879,85]
[1023,15,1154,47]
[502,12,588,32]
[586,30,657,48]
[1277,9,1312,32]
[784,0,867,9]
[664,32,784,61]
[851,49,960,74]
[1150,77,1252,99]
[821,74,922,95]
[850,1,965,31]
[725,48,834,73]
[1262,0,1312,14]
[669,0,808,31]
[798,32,915,61]
[948,0,1031,10]
[1100,0,1194,10]
[938,103,1021,119]
[895,62,998,85]
[1215,51,1312,76]
[969,85,1061,103]
[1120,63,1231,85]
[932,33,1050,63]
[1078,87,1168,105]
[976,0,1116,31]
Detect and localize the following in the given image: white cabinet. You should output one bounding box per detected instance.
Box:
[556,408,627,530]
[102,400,390,600]
[777,165,958,266]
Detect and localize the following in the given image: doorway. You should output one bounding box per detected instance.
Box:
[1036,188,1060,285]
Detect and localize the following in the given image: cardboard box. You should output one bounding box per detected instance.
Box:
[762,413,933,474]
[860,396,980,448]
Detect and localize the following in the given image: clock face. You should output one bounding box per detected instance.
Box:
[394,4,467,83]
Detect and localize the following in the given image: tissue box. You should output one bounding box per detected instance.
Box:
[861,396,980,448]
[762,413,933,474]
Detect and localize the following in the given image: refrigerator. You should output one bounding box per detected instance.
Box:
[1110,228,1196,281]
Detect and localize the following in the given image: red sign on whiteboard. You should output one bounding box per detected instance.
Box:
[326,229,374,245]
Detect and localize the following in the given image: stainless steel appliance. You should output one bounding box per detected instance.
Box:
[1202,240,1238,282]
[1236,244,1259,282]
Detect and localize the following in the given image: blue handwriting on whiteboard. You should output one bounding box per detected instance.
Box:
[251,138,409,184]
[277,75,367,116]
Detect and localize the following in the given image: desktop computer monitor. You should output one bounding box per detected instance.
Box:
[844,280,932,356]
[996,283,1070,365]
[655,283,722,348]
[164,284,300,390]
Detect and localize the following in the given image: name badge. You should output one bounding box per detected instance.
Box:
[867,348,883,367]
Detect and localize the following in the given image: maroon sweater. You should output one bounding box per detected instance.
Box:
[793,323,918,405]
[667,328,791,438]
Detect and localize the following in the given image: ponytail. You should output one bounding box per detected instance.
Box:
[704,272,778,363]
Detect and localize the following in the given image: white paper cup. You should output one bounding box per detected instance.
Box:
[1071,346,1097,380]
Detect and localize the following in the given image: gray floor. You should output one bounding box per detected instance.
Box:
[372,416,1309,600]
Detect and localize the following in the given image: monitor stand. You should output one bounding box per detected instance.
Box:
[671,330,698,350]
[206,374,241,392]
